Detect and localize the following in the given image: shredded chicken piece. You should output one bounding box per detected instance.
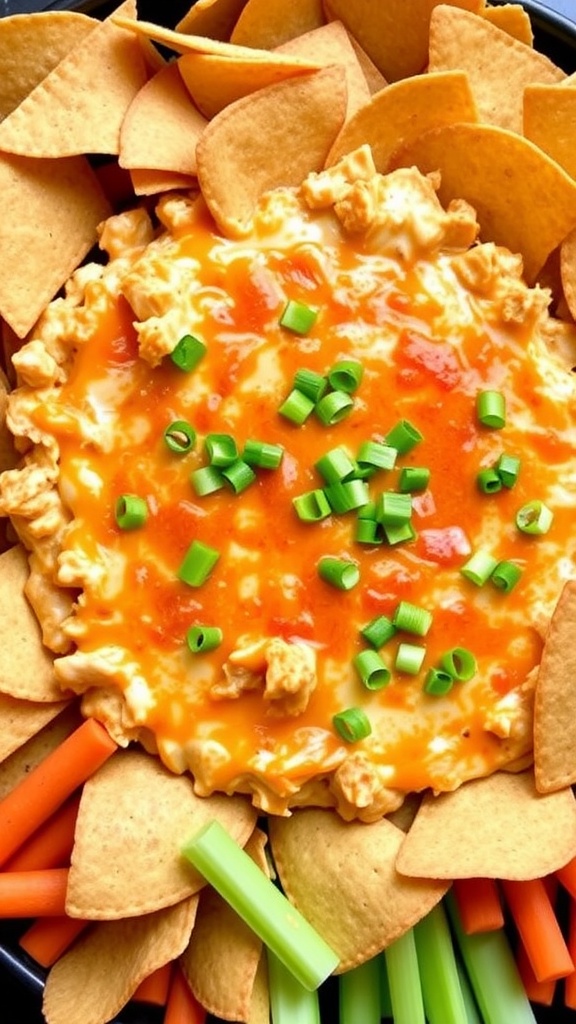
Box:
[330,752,405,822]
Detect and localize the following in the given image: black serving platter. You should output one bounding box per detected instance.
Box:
[0,1,576,1022]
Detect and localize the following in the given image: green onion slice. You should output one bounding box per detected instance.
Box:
[293,368,328,403]
[114,493,148,530]
[423,668,454,696]
[221,458,257,494]
[357,440,397,474]
[293,489,331,523]
[327,359,364,393]
[324,478,369,514]
[315,446,357,484]
[476,468,502,495]
[383,521,417,546]
[169,334,206,372]
[398,466,430,493]
[360,614,397,649]
[395,642,426,675]
[496,453,521,488]
[177,540,220,587]
[515,500,553,536]
[355,519,382,545]
[189,465,225,497]
[440,647,477,682]
[377,491,412,526]
[314,389,354,426]
[353,649,391,690]
[332,707,372,742]
[243,439,284,469]
[393,600,433,636]
[186,624,223,653]
[279,299,318,335]
[317,557,360,591]
[205,432,238,467]
[163,420,196,454]
[279,388,315,425]
[460,550,498,586]
[490,560,522,593]
[385,419,423,455]
[476,389,506,429]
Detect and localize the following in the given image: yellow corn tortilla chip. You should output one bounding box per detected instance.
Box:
[176,0,249,39]
[0,153,111,339]
[396,770,576,879]
[326,70,477,171]
[230,0,324,48]
[0,696,74,770]
[178,49,322,119]
[196,65,347,237]
[269,808,449,972]
[276,21,371,118]
[43,896,198,1024]
[181,829,268,1021]
[129,168,198,196]
[0,545,62,701]
[120,62,207,175]
[482,4,534,46]
[114,14,317,59]
[561,228,576,323]
[0,11,97,122]
[428,5,565,133]
[534,580,576,792]
[391,122,576,283]
[66,748,257,919]
[0,1,148,158]
[524,82,576,181]
[323,0,485,83]
[249,956,270,1024]
[346,33,388,94]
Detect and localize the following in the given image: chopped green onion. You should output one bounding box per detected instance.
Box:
[314,389,354,426]
[383,521,416,546]
[395,642,426,675]
[177,540,220,587]
[205,432,238,467]
[293,368,328,403]
[490,560,522,593]
[181,820,339,991]
[327,359,364,393]
[476,468,502,494]
[385,929,426,1024]
[423,667,454,696]
[189,465,225,497]
[355,519,382,545]
[496,453,521,488]
[221,458,257,494]
[186,624,223,653]
[315,446,357,484]
[461,550,498,586]
[268,950,321,1024]
[357,500,378,521]
[393,600,432,636]
[114,493,148,530]
[317,557,360,591]
[353,649,391,690]
[516,500,553,536]
[440,647,477,682]
[163,419,196,454]
[477,389,506,429]
[169,334,206,372]
[243,439,284,469]
[332,707,372,743]
[377,491,412,526]
[414,903,468,1024]
[279,388,315,425]
[385,419,423,455]
[279,299,318,335]
[339,957,382,1024]
[398,466,430,493]
[360,614,397,649]
[324,479,369,514]
[357,441,397,474]
[293,489,332,523]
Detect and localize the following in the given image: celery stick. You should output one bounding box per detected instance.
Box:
[380,952,393,1020]
[182,820,339,991]
[384,928,426,1024]
[414,902,468,1024]
[338,956,381,1024]
[268,950,321,1024]
[457,956,483,1024]
[446,891,538,1024]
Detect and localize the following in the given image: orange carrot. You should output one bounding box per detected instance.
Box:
[452,877,505,934]
[133,962,173,1006]
[564,896,576,1010]
[0,718,117,867]
[516,939,556,1006]
[556,856,576,900]
[0,868,69,917]
[19,914,89,967]
[164,965,206,1024]
[501,878,574,982]
[6,793,80,871]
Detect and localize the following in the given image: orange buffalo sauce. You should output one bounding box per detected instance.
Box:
[32,183,576,812]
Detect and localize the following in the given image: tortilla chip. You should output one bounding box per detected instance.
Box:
[347,34,388,94]
[396,770,576,879]
[0,11,96,123]
[230,0,325,48]
[391,122,576,283]
[66,748,257,919]
[534,580,576,791]
[428,5,565,133]
[178,49,322,119]
[524,82,576,181]
[196,65,347,236]
[249,956,270,1024]
[176,0,249,39]
[326,70,477,171]
[120,62,207,175]
[561,229,576,323]
[323,0,485,83]
[269,808,449,972]
[0,545,63,701]
[0,695,74,770]
[0,154,111,338]
[0,1,148,158]
[43,896,198,1024]
[129,168,198,196]
[276,21,371,118]
[180,829,268,1021]
[482,4,533,46]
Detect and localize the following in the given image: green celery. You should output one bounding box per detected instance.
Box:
[414,903,468,1024]
[384,928,426,1024]
[338,956,381,1024]
[268,950,321,1024]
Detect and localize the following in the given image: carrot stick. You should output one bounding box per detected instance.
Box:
[0,718,117,867]
[564,896,576,1010]
[133,962,173,1006]
[0,868,69,917]
[163,965,206,1024]
[515,939,556,1006]
[452,877,505,934]
[19,914,89,967]
[500,878,574,982]
[6,793,80,871]
[556,856,576,900]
